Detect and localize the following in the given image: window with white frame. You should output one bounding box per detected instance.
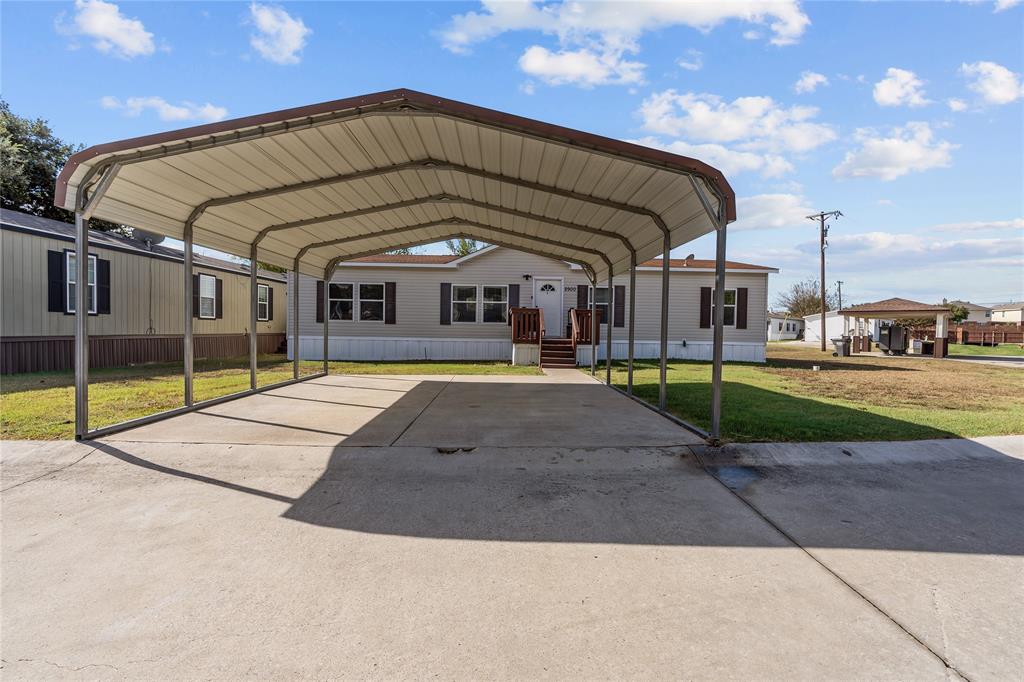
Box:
[198,273,216,319]
[66,252,97,314]
[452,285,477,323]
[588,286,610,323]
[329,283,353,320]
[711,288,737,327]
[257,284,270,321]
[358,283,384,321]
[482,285,508,323]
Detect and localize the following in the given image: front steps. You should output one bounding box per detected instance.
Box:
[540,337,577,368]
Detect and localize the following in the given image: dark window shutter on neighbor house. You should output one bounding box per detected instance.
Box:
[614,285,625,327]
[192,274,200,318]
[440,283,451,325]
[577,284,588,310]
[700,287,712,328]
[97,258,111,314]
[316,280,324,323]
[267,286,274,321]
[47,250,65,312]
[736,287,748,329]
[215,278,223,319]
[385,282,396,324]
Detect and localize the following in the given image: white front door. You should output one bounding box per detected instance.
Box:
[534,278,563,336]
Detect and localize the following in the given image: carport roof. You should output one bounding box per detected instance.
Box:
[55,88,735,280]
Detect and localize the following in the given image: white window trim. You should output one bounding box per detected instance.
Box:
[358,282,385,323]
[198,273,217,320]
[329,281,354,321]
[711,288,737,328]
[257,283,270,321]
[588,284,611,323]
[481,284,509,324]
[451,283,479,324]
[65,252,97,314]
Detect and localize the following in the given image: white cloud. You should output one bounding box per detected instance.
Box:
[733,193,814,230]
[518,81,536,95]
[742,29,762,40]
[249,3,310,65]
[439,1,808,87]
[960,61,1024,105]
[519,45,643,87]
[947,98,968,112]
[59,0,155,59]
[995,0,1021,10]
[631,137,793,178]
[101,96,228,123]
[677,49,703,72]
[638,90,837,153]
[873,67,931,107]
[794,70,828,94]
[877,198,895,206]
[832,122,956,181]
[807,231,1022,269]
[932,218,1024,232]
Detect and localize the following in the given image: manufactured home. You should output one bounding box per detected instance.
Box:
[288,246,777,366]
[767,312,804,341]
[0,209,287,374]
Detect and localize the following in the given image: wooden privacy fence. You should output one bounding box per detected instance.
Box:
[909,324,1023,345]
[1,333,287,374]
[510,307,543,344]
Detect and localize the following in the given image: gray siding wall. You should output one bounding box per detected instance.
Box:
[1,229,287,337]
[291,246,769,344]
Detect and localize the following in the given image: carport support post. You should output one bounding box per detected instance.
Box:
[73,212,89,438]
[184,224,194,407]
[589,274,597,376]
[605,265,613,385]
[658,233,670,411]
[249,243,258,390]
[627,253,636,394]
[322,265,331,374]
[292,258,300,380]
[710,219,728,443]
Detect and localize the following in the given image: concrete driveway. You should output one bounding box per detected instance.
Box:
[2,373,1021,680]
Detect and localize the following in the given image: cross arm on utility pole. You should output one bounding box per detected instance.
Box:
[806,210,842,352]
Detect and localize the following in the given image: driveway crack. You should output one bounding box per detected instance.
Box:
[1,446,99,493]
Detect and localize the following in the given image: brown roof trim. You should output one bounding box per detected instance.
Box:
[54,88,735,220]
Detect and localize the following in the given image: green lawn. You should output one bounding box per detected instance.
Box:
[612,344,1024,442]
[0,355,540,440]
[947,343,1024,357]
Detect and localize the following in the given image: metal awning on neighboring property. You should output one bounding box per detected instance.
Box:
[56,89,734,281]
[57,88,737,442]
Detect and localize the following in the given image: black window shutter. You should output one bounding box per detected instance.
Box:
[613,285,625,327]
[47,250,65,312]
[700,287,712,328]
[215,277,223,319]
[385,281,396,324]
[440,282,451,325]
[577,284,588,310]
[316,280,324,323]
[97,258,111,314]
[192,274,200,318]
[736,287,748,329]
[267,285,274,321]
[508,284,520,307]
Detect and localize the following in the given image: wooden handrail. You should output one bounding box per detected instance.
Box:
[570,307,600,348]
[511,307,542,344]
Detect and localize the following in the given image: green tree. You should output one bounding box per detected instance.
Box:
[775,278,839,318]
[947,303,970,324]
[445,238,484,256]
[1,100,126,233]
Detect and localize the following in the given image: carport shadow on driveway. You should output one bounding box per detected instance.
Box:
[93,377,1024,556]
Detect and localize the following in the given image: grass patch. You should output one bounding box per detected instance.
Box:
[608,344,1024,442]
[947,343,1024,357]
[0,355,540,440]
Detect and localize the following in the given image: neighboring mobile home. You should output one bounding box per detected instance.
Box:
[1,209,287,374]
[803,310,881,346]
[767,312,804,341]
[289,246,778,365]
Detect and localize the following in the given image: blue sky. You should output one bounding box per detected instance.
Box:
[2,0,1022,306]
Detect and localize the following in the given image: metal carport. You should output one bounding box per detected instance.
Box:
[55,88,736,442]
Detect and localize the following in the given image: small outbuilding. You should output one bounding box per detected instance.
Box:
[839,298,951,357]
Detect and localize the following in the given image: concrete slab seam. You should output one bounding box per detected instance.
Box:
[0,446,100,493]
[389,376,456,447]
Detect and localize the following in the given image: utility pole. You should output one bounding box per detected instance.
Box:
[806,210,842,351]
[837,280,843,311]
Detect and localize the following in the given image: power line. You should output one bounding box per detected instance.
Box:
[806,210,842,352]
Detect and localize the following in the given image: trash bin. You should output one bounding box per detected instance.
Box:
[831,336,851,357]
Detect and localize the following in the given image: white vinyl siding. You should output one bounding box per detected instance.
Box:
[66,252,97,314]
[198,273,216,319]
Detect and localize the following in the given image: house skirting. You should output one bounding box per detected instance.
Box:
[1,333,287,375]
[293,336,766,364]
